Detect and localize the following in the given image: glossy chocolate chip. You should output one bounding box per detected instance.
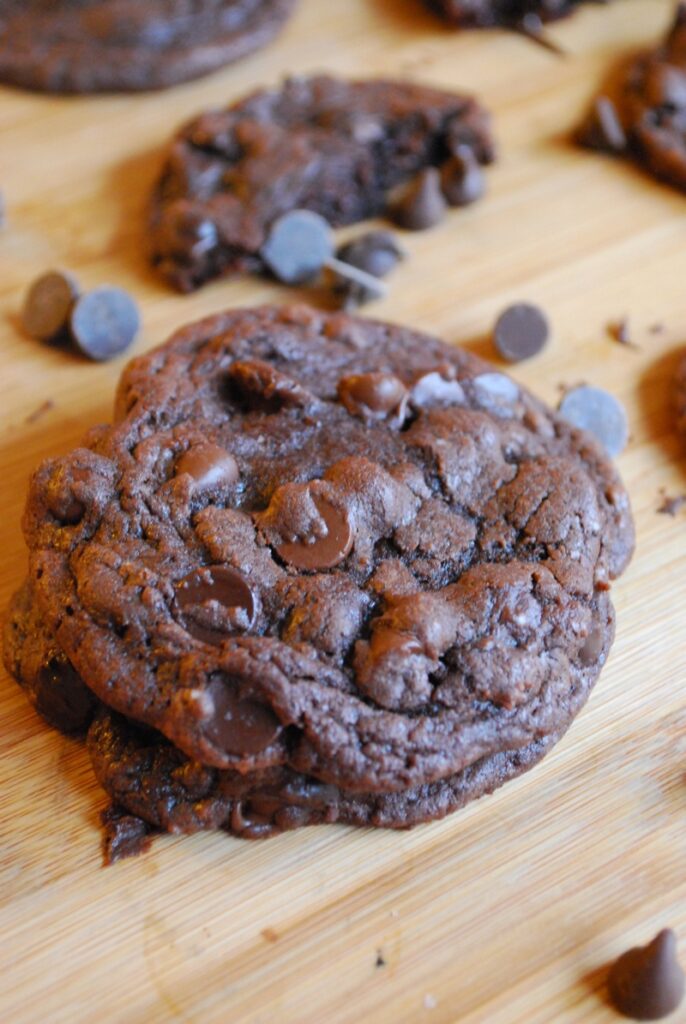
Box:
[608,929,685,1021]
[391,168,447,231]
[276,495,353,572]
[22,270,80,343]
[176,444,239,492]
[204,677,281,757]
[176,566,256,645]
[472,372,519,407]
[338,372,408,422]
[336,232,404,279]
[441,148,486,207]
[70,286,140,362]
[261,209,333,285]
[558,385,629,458]
[35,655,96,734]
[494,303,550,363]
[410,365,465,409]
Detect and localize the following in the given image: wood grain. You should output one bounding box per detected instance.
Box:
[1,2,686,1022]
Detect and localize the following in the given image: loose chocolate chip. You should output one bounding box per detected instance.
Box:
[441,148,486,207]
[334,279,387,310]
[579,626,605,666]
[70,286,140,362]
[608,929,685,1021]
[176,444,239,492]
[204,677,281,757]
[22,270,80,343]
[276,495,353,572]
[493,303,550,363]
[261,209,334,285]
[579,97,627,154]
[176,566,256,644]
[336,231,404,279]
[558,385,629,458]
[338,372,408,422]
[391,168,447,231]
[410,365,465,409]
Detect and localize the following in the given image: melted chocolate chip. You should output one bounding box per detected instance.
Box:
[276,495,353,572]
[35,654,96,734]
[493,303,550,363]
[22,270,80,343]
[391,168,447,231]
[608,929,685,1021]
[410,365,465,409]
[204,677,281,757]
[227,358,314,410]
[176,566,256,644]
[579,626,605,666]
[176,444,239,491]
[338,372,408,422]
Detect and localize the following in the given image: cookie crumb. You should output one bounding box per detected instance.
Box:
[261,927,279,944]
[657,492,686,517]
[375,950,387,968]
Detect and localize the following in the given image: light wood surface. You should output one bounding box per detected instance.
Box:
[2,2,686,1022]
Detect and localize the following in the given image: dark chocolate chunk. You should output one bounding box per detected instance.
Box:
[391,168,448,231]
[261,210,334,285]
[441,148,486,207]
[493,303,550,363]
[558,385,629,458]
[338,372,408,422]
[176,566,256,644]
[176,444,240,492]
[22,270,80,343]
[276,495,353,572]
[204,677,281,756]
[336,232,404,279]
[70,286,140,362]
[608,929,685,1021]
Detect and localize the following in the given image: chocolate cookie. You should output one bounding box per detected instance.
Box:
[579,5,686,191]
[149,76,495,292]
[676,351,686,439]
[6,305,633,833]
[423,0,603,29]
[0,1,296,95]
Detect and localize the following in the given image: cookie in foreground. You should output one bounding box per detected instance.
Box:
[4,305,634,854]
[149,76,495,292]
[0,0,297,94]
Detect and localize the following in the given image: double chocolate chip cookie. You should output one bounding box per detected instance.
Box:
[579,4,686,191]
[149,76,495,292]
[4,305,634,855]
[0,0,296,94]
[423,0,604,29]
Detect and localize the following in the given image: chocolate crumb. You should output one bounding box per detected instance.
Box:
[607,319,638,348]
[25,399,55,425]
[657,493,686,517]
[261,928,279,944]
[101,804,157,865]
[375,950,387,968]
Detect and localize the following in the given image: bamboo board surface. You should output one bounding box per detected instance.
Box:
[1,2,686,1021]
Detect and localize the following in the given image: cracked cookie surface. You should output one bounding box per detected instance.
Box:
[149,75,494,291]
[0,0,296,94]
[5,305,634,818]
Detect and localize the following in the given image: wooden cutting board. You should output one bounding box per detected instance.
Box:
[1,2,686,1021]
